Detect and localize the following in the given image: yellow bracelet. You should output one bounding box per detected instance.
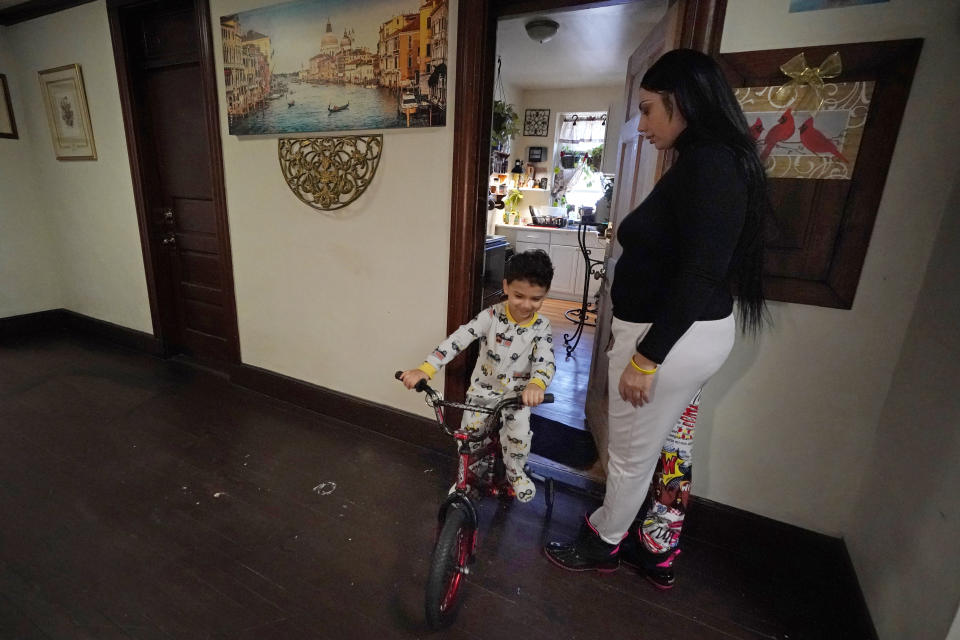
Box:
[630,355,658,375]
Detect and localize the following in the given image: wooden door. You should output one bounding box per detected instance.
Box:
[584,1,685,471]
[111,0,239,364]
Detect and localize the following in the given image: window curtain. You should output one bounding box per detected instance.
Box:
[557,114,606,143]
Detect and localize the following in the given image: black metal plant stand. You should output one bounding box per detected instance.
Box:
[563,222,606,358]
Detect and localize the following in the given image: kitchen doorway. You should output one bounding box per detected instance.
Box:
[447,0,728,481]
[489,1,669,479]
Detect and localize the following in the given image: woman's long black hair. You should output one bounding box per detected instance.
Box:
[641,49,769,334]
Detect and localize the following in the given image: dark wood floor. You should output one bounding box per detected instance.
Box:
[0,331,871,639]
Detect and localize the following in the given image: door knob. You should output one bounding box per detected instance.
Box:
[161,234,176,246]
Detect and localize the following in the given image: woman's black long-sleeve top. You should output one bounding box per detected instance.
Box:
[611,128,747,364]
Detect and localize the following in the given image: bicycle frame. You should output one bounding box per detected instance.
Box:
[396,371,554,630]
[422,381,520,495]
[397,372,552,529]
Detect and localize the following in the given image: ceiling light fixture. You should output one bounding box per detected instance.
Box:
[524,18,559,44]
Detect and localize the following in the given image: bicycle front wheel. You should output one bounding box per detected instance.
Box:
[425,504,475,630]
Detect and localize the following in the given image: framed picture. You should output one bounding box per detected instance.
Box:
[0,74,18,139]
[720,39,922,309]
[38,64,96,160]
[523,108,549,136]
[734,79,871,180]
[220,0,450,135]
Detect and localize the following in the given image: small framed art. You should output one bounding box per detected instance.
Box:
[523,108,549,136]
[38,64,97,160]
[0,74,18,139]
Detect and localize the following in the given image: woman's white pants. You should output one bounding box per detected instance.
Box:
[589,314,735,544]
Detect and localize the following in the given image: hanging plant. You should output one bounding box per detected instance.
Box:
[491,100,520,149]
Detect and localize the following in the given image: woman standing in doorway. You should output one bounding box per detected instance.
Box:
[544,49,769,588]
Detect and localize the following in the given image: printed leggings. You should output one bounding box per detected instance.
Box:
[589,314,735,548]
[638,390,701,555]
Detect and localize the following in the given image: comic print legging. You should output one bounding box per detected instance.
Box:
[588,314,735,546]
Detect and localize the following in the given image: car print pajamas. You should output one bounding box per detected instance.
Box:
[418,302,555,502]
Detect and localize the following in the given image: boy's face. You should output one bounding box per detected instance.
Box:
[502,278,548,324]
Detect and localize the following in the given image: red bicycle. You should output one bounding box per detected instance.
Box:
[395,372,555,629]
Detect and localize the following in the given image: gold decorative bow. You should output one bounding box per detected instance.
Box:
[770,52,842,114]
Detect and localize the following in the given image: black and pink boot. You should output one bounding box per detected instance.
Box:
[543,515,621,573]
[620,533,680,589]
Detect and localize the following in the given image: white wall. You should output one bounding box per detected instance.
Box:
[713,0,960,636]
[845,178,960,640]
[209,0,459,417]
[948,609,960,640]
[2,1,152,332]
[0,29,61,317]
[700,0,960,535]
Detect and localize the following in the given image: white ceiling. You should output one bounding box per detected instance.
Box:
[495,0,667,90]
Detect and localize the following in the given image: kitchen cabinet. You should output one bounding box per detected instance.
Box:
[495,224,606,302]
[548,245,580,296]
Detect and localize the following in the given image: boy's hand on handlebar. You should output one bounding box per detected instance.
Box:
[521,383,545,407]
[399,369,429,390]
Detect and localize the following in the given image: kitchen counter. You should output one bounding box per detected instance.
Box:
[495,224,606,301]
[495,222,607,245]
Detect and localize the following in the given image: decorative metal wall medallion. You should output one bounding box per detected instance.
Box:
[278,135,383,212]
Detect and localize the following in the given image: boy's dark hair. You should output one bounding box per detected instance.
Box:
[504,249,553,289]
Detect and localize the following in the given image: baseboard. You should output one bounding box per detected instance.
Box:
[232,362,450,455]
[60,310,162,355]
[0,308,162,355]
[683,495,878,639]
[0,309,64,337]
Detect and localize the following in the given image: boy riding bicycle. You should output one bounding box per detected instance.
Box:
[399,250,556,502]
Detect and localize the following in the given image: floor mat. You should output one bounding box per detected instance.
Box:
[530,414,598,469]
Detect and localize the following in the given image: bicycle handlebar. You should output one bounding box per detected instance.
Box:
[395,370,553,414]
[395,369,429,393]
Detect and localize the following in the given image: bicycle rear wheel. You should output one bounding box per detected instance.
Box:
[425,504,475,629]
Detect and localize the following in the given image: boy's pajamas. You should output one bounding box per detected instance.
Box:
[418,302,555,502]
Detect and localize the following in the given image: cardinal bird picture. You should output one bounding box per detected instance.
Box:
[799,116,849,163]
[749,117,764,141]
[760,108,794,161]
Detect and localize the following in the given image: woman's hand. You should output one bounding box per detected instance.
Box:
[400,369,429,390]
[618,355,657,407]
[521,383,545,407]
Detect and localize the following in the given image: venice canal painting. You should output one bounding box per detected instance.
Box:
[221,0,448,135]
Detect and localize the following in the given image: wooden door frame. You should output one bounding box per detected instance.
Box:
[445,0,727,400]
[107,0,241,365]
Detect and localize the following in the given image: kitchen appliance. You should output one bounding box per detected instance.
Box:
[482,235,509,306]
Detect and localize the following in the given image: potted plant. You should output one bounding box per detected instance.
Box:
[491,100,520,150]
[559,144,576,169]
[588,143,603,170]
[503,188,523,224]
